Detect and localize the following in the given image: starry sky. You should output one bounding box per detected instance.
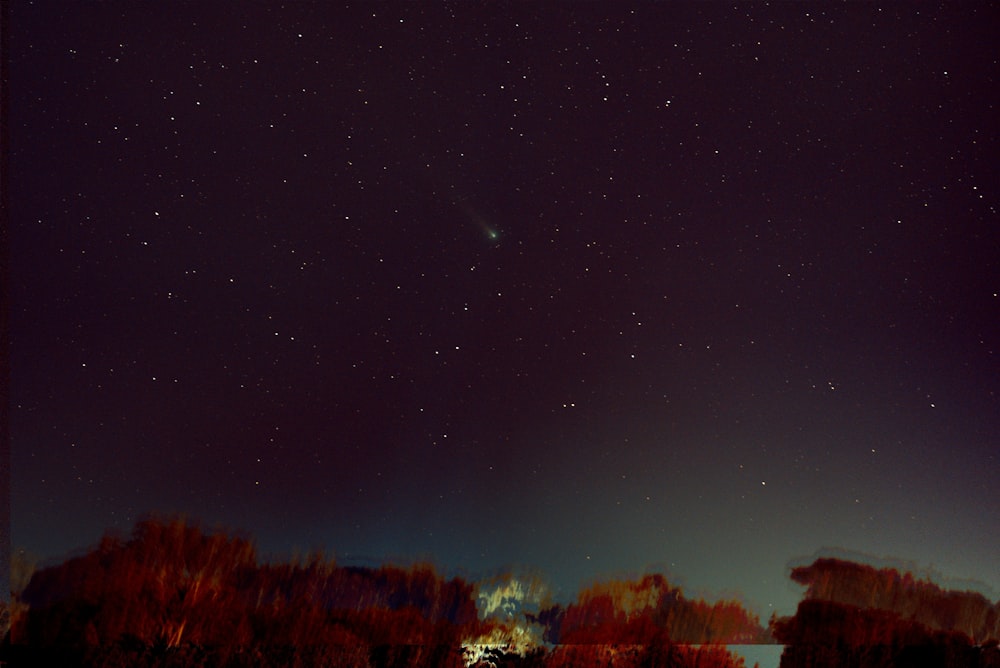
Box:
[8,2,999,617]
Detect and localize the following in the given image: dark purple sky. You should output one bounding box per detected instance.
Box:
[9,2,999,616]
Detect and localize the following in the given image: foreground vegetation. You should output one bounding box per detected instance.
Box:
[3,516,998,667]
[2,516,762,666]
[771,558,1000,668]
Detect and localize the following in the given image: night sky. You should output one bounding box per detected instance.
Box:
[9,2,999,617]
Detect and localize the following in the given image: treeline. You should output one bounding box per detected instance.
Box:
[9,518,1000,667]
[2,516,765,667]
[773,558,1000,668]
[6,517,478,667]
[533,574,770,645]
[789,558,1000,643]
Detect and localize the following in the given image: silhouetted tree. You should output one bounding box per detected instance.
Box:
[773,559,1000,668]
[789,558,999,643]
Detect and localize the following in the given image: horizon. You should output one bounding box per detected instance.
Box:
[14,514,999,622]
[9,515,999,668]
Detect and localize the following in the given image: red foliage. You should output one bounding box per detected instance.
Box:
[544,642,745,668]
[11,516,482,665]
[554,573,768,645]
